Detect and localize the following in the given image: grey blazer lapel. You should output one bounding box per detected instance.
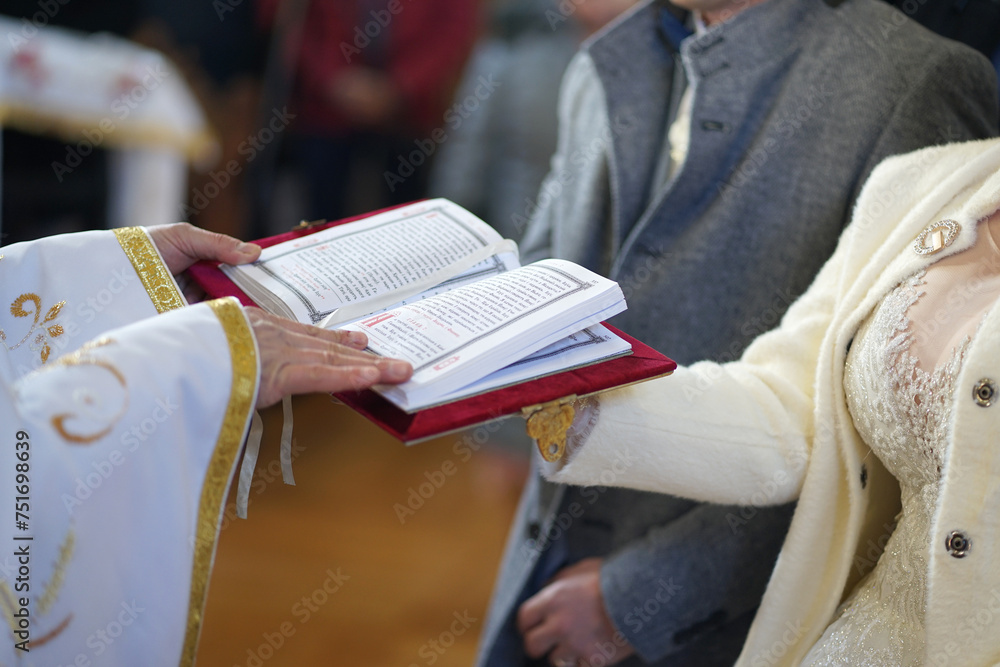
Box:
[588,3,678,256]
[613,0,814,276]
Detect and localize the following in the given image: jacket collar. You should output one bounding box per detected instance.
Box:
[836,140,1000,351]
[679,0,814,83]
[583,0,824,256]
[586,2,679,242]
[881,142,1000,285]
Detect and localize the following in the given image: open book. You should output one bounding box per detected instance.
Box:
[222,199,631,412]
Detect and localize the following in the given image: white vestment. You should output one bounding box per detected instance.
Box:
[0,228,258,666]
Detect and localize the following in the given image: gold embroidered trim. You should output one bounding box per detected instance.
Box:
[181,298,257,667]
[113,227,185,314]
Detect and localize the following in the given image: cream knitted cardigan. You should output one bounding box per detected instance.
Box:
[545,136,1000,666]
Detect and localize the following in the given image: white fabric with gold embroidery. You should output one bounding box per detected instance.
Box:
[0,229,258,666]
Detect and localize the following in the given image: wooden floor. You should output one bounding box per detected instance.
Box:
[194,393,526,667]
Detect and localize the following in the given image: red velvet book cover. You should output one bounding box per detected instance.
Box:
[187,207,676,443]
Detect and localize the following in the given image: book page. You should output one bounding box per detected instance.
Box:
[222,199,518,324]
[355,263,594,367]
[426,325,632,407]
[347,259,627,409]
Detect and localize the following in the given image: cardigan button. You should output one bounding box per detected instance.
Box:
[973,378,996,407]
[945,531,971,558]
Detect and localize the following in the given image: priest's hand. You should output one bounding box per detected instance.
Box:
[517,558,636,667]
[149,222,261,273]
[147,223,262,302]
[245,307,412,409]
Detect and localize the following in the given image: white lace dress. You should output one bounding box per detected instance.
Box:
[802,217,1000,666]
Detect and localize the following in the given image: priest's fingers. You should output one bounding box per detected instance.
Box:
[256,357,411,409]
[244,307,369,350]
[148,222,261,274]
[248,309,412,408]
[280,345,383,369]
[256,352,412,408]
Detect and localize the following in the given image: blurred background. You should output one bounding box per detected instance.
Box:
[0,0,996,664]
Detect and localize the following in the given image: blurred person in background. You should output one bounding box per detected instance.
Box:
[430,0,639,244]
[133,0,266,239]
[255,0,480,224]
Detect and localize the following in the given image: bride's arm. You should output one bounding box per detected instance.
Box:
[541,281,835,505]
[538,139,992,505]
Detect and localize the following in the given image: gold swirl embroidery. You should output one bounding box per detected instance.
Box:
[113,227,185,313]
[1,528,75,648]
[181,298,257,667]
[38,529,75,616]
[31,613,73,648]
[1,293,66,364]
[46,338,128,445]
[54,336,114,362]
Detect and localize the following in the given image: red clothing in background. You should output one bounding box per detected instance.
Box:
[258,0,480,136]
